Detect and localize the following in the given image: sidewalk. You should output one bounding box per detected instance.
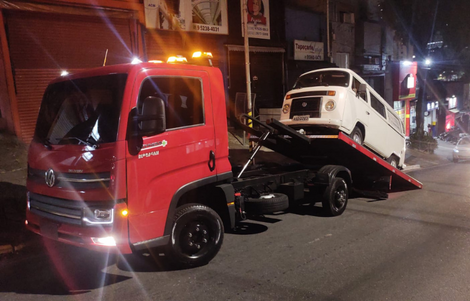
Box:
[0,132,455,256]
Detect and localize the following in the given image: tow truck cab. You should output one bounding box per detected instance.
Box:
[26,61,232,255]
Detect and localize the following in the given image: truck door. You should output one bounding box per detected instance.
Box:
[125,69,217,244]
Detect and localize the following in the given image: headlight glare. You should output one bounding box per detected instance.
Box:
[282,104,290,114]
[83,208,114,225]
[325,100,336,111]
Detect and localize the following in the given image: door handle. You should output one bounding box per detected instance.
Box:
[208,150,216,172]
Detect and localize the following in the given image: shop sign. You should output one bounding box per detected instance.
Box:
[144,0,228,35]
[293,40,324,61]
[241,0,270,40]
[363,64,381,72]
[398,62,417,100]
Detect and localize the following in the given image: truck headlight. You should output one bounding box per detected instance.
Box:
[325,100,336,111]
[282,104,290,114]
[83,208,114,225]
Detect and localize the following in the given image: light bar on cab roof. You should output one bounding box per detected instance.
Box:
[167,55,188,64]
[192,51,213,58]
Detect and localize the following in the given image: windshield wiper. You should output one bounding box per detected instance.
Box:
[61,137,99,149]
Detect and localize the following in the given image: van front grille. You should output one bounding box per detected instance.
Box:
[290,97,321,118]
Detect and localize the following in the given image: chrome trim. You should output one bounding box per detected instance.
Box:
[30,205,81,220]
[57,177,110,183]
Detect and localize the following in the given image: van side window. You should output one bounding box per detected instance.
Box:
[352,77,367,101]
[138,77,204,130]
[369,92,386,118]
[387,109,404,134]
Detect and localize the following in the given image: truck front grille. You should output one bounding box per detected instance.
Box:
[290,97,322,118]
[28,193,113,225]
[28,168,111,190]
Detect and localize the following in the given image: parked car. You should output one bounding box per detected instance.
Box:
[453,136,470,162]
[279,68,406,168]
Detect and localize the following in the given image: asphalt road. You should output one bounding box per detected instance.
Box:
[2,160,470,300]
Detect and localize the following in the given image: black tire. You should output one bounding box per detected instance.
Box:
[166,204,224,268]
[387,155,399,168]
[245,193,289,214]
[350,126,363,145]
[322,178,348,216]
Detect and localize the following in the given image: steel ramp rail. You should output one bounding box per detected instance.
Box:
[235,115,422,192]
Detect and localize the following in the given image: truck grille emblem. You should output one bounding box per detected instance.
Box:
[302,102,308,107]
[45,168,56,187]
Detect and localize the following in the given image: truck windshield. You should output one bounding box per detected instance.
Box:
[34,74,127,147]
[293,71,350,89]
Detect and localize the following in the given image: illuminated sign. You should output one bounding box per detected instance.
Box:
[293,40,324,61]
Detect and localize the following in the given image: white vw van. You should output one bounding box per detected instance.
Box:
[279,68,406,168]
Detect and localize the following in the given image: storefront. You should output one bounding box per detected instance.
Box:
[391,61,418,136]
[1,2,141,142]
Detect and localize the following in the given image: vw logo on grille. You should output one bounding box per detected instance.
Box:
[45,168,56,187]
[302,102,308,108]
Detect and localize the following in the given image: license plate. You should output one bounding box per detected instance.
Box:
[40,219,59,240]
[292,115,310,121]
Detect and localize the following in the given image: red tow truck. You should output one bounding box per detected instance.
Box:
[25,55,422,267]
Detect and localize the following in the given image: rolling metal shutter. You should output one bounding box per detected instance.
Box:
[6,10,134,142]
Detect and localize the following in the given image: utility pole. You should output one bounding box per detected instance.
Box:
[243,0,252,127]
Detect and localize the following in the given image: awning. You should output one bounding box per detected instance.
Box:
[225,44,285,53]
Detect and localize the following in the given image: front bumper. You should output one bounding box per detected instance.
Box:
[25,197,132,254]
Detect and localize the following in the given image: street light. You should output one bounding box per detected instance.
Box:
[425,58,432,66]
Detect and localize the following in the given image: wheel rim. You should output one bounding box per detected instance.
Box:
[353,133,362,144]
[333,188,347,211]
[179,219,213,258]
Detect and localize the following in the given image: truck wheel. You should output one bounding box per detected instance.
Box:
[166,204,224,268]
[245,193,289,214]
[387,155,399,168]
[322,178,348,216]
[350,126,363,145]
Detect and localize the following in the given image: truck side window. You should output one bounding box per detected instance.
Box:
[370,92,386,118]
[139,77,204,130]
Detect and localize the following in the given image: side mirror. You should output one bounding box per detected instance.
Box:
[126,97,166,156]
[357,83,367,98]
[139,96,166,136]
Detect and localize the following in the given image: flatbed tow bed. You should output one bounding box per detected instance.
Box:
[236,116,422,196]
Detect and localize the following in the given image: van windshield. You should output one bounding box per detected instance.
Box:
[33,74,127,147]
[293,71,350,89]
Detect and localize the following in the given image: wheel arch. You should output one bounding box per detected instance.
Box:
[317,165,352,188]
[354,121,366,140]
[164,176,235,237]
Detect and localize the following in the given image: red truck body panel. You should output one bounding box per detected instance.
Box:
[26,62,231,253]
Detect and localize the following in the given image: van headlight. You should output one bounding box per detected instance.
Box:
[83,208,114,225]
[325,100,336,111]
[282,104,290,114]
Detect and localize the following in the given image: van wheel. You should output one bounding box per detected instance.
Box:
[350,127,363,145]
[322,178,348,216]
[166,204,224,268]
[387,155,399,168]
[245,193,289,214]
